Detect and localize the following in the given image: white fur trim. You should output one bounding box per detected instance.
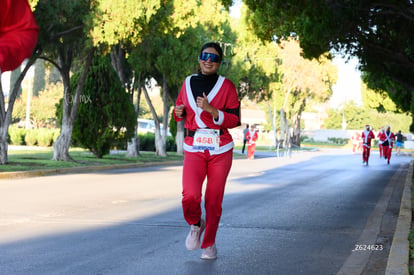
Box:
[184,141,234,155]
[185,75,207,128]
[213,110,224,125]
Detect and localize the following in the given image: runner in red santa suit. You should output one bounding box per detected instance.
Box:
[379,125,395,164]
[377,126,385,158]
[174,42,240,260]
[361,124,375,165]
[245,124,258,160]
[0,0,39,74]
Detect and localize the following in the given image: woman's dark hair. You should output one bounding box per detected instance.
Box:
[199,42,223,62]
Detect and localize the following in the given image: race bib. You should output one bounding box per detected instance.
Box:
[192,129,220,151]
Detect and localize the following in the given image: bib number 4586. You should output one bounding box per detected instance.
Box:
[192,129,220,151]
[195,136,213,144]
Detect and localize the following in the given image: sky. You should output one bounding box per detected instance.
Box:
[1,71,12,96]
[329,56,362,109]
[229,0,242,18]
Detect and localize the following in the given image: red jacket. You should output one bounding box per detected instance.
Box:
[379,131,395,147]
[0,0,39,72]
[174,75,240,155]
[377,130,384,144]
[361,130,375,148]
[245,130,258,145]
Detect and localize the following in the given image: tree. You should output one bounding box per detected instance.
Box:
[231,34,336,148]
[34,0,96,161]
[110,46,141,157]
[277,39,336,146]
[323,109,342,130]
[0,58,37,164]
[127,0,237,156]
[68,54,136,158]
[33,59,46,96]
[158,0,237,156]
[227,25,281,147]
[237,0,414,128]
[325,101,412,132]
[361,81,398,113]
[90,0,161,157]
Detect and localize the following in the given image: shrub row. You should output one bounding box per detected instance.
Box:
[327,137,350,145]
[139,132,177,152]
[8,127,60,147]
[8,127,177,152]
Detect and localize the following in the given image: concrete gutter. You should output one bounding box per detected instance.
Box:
[385,160,413,275]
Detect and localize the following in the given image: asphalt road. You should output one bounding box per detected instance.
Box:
[0,149,411,275]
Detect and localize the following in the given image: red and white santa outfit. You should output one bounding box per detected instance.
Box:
[0,0,39,73]
[174,74,240,249]
[245,128,258,160]
[377,127,385,158]
[361,125,375,165]
[379,127,395,164]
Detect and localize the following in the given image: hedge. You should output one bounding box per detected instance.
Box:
[8,126,60,147]
[7,127,177,151]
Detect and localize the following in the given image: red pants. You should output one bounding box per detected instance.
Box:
[182,149,233,248]
[383,145,393,163]
[247,144,256,159]
[362,146,371,163]
[378,144,383,157]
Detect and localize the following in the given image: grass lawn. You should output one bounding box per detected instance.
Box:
[3,144,287,173]
[2,147,185,173]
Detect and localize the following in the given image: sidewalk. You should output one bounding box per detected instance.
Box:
[385,160,412,274]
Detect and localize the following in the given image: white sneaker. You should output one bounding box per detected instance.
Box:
[201,244,217,260]
[185,219,205,250]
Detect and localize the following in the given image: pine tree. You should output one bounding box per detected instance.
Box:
[70,54,136,158]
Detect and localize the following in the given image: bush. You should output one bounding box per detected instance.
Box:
[301,135,309,142]
[9,127,26,145]
[327,137,349,145]
[139,132,156,152]
[65,54,136,158]
[8,127,60,147]
[52,129,60,144]
[37,129,55,147]
[302,137,315,143]
[136,132,177,152]
[24,129,38,146]
[166,136,177,151]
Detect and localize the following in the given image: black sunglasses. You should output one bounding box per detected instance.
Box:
[199,52,221,63]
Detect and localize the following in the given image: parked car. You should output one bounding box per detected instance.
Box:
[137,118,171,136]
[137,119,155,134]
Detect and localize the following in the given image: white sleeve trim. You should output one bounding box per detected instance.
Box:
[213,110,224,125]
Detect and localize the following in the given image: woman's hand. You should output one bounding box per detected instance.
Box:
[175,104,185,118]
[196,93,210,110]
[197,92,218,119]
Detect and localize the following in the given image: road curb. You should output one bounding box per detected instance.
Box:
[0,160,183,180]
[385,160,413,275]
